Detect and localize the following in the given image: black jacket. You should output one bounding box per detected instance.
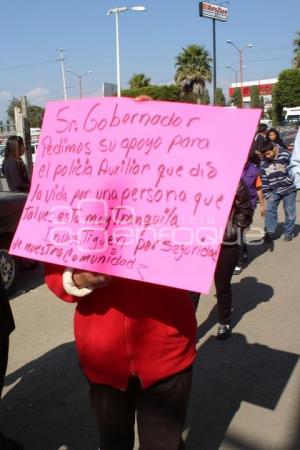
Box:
[2,159,30,193]
[223,179,254,244]
[0,275,15,339]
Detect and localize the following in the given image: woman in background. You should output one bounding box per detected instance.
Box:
[2,136,30,193]
[267,128,287,150]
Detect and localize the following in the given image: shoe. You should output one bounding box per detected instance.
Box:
[233,265,243,275]
[283,234,293,241]
[217,324,231,340]
[241,249,248,261]
[264,232,275,243]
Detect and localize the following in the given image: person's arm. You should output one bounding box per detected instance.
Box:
[257,188,265,216]
[233,179,253,229]
[289,128,300,189]
[259,167,271,199]
[255,175,265,216]
[45,264,111,302]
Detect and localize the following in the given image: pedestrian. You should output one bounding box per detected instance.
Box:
[266,128,287,150]
[288,127,300,189]
[233,153,265,274]
[260,140,297,241]
[45,265,197,450]
[0,274,23,450]
[190,179,253,340]
[2,136,30,193]
[254,123,268,153]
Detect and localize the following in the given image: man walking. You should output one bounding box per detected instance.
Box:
[260,141,297,241]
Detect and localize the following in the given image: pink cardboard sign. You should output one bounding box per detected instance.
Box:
[10,98,261,293]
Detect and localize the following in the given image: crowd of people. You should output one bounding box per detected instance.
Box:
[0,118,299,449]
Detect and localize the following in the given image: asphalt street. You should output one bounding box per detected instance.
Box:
[1,201,299,450]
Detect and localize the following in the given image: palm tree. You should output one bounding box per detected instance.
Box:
[175,45,212,103]
[293,31,300,68]
[129,73,151,89]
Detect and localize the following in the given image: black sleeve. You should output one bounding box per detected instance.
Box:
[233,179,254,229]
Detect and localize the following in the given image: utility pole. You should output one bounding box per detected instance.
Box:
[212,18,216,105]
[59,48,68,100]
[199,2,228,106]
[67,69,92,98]
[21,96,33,178]
[15,97,33,178]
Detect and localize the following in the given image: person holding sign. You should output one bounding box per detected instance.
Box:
[9,92,261,449]
[45,264,196,450]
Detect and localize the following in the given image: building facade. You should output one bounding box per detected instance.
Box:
[228,78,278,110]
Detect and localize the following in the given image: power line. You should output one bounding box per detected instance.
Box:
[0,59,60,72]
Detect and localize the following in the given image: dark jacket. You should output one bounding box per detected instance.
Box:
[0,275,15,340]
[2,159,30,193]
[223,179,254,244]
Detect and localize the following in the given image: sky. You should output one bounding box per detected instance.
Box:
[0,0,299,121]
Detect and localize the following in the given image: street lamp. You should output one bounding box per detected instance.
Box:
[226,40,253,107]
[226,64,246,86]
[67,69,92,98]
[107,5,146,97]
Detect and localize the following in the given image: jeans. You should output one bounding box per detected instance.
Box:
[90,366,192,450]
[265,190,297,236]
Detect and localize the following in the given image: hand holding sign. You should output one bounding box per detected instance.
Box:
[10,97,261,293]
[73,270,112,289]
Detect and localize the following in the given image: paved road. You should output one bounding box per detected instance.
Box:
[1,202,299,450]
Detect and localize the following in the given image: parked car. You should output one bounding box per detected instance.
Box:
[281,127,299,152]
[0,191,27,294]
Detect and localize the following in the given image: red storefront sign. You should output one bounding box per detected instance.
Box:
[229,83,274,97]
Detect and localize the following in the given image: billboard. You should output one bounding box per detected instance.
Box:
[102,82,118,97]
[199,2,228,21]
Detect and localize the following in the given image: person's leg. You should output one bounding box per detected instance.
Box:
[90,379,136,450]
[137,366,193,450]
[188,292,200,312]
[0,336,24,449]
[265,192,281,236]
[214,245,239,337]
[0,336,9,399]
[282,190,297,238]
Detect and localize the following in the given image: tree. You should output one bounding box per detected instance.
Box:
[231,88,242,108]
[201,89,210,105]
[215,87,225,106]
[128,73,151,89]
[272,68,300,124]
[7,97,21,122]
[175,44,212,103]
[259,96,265,109]
[7,98,44,127]
[250,85,260,108]
[121,84,182,102]
[28,105,44,127]
[293,31,300,68]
